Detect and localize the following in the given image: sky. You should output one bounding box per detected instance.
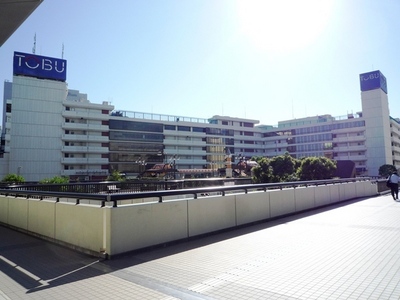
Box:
[1,0,400,126]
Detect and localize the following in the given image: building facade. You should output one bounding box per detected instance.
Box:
[1,52,399,181]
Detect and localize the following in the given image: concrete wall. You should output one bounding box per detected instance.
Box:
[0,181,378,257]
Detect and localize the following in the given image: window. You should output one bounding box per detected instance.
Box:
[109,131,164,142]
[177,126,190,132]
[165,125,176,130]
[109,120,163,132]
[193,127,204,133]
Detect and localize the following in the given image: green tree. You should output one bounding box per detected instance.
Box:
[39,176,69,184]
[269,152,299,182]
[107,170,125,181]
[252,157,274,183]
[378,164,397,178]
[297,157,337,181]
[2,173,25,183]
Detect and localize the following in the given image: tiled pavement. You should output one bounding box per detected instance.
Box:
[1,193,400,299]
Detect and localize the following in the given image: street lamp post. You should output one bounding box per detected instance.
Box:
[169,154,179,179]
[135,157,147,175]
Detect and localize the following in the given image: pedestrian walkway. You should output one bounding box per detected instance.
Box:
[1,193,400,299]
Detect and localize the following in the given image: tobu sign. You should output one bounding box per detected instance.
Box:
[13,51,67,81]
[359,70,387,94]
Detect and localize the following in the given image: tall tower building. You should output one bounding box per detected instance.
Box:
[2,52,113,181]
[360,70,392,176]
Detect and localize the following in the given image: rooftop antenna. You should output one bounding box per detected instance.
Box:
[32,33,36,54]
[61,43,64,59]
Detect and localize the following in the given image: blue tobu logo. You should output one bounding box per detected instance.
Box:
[13,51,67,81]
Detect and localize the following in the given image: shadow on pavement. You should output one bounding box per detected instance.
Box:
[0,195,376,294]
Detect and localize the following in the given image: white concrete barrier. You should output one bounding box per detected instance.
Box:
[270,188,295,218]
[294,186,315,212]
[108,200,188,255]
[0,180,378,257]
[28,199,56,238]
[236,191,270,226]
[187,195,236,237]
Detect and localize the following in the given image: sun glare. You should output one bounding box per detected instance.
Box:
[236,0,334,53]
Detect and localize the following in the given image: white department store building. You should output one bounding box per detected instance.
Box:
[1,52,399,181]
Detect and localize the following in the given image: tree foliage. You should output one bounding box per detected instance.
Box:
[297,157,337,181]
[269,152,298,182]
[252,157,274,183]
[107,170,125,181]
[252,154,337,183]
[2,173,25,183]
[39,176,69,184]
[378,164,397,178]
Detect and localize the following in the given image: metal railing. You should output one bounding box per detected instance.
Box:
[0,178,251,194]
[0,177,378,208]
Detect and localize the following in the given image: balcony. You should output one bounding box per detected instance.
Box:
[163,139,206,147]
[62,111,110,121]
[62,146,109,154]
[164,150,206,156]
[61,157,109,165]
[62,122,109,132]
[333,145,366,152]
[333,135,365,143]
[62,134,109,143]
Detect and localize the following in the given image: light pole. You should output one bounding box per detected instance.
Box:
[225,148,232,178]
[135,157,147,175]
[170,154,179,179]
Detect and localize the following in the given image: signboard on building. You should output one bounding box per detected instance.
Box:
[13,51,67,82]
[359,70,387,94]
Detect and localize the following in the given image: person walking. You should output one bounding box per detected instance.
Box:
[388,171,399,200]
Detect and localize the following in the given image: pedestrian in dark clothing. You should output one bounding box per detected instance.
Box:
[388,171,399,200]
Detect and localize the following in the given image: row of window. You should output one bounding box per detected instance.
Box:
[293,133,333,144]
[109,131,163,142]
[291,142,333,152]
[264,120,366,137]
[294,120,365,135]
[109,120,163,132]
[109,142,164,153]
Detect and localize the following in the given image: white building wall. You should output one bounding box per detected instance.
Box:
[61,99,113,179]
[361,89,392,176]
[390,119,400,170]
[8,76,67,181]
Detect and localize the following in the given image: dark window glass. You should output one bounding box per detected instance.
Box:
[193,127,205,133]
[109,131,164,142]
[109,120,163,132]
[178,126,190,131]
[165,125,176,130]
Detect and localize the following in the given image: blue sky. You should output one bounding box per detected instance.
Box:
[1,0,400,126]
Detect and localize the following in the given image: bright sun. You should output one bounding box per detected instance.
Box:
[236,0,334,53]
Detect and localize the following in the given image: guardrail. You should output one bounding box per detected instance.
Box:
[0,177,378,208]
[0,178,252,194]
[0,177,382,257]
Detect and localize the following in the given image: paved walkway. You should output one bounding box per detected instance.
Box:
[1,193,400,299]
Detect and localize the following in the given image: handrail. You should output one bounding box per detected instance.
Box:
[0,178,374,208]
